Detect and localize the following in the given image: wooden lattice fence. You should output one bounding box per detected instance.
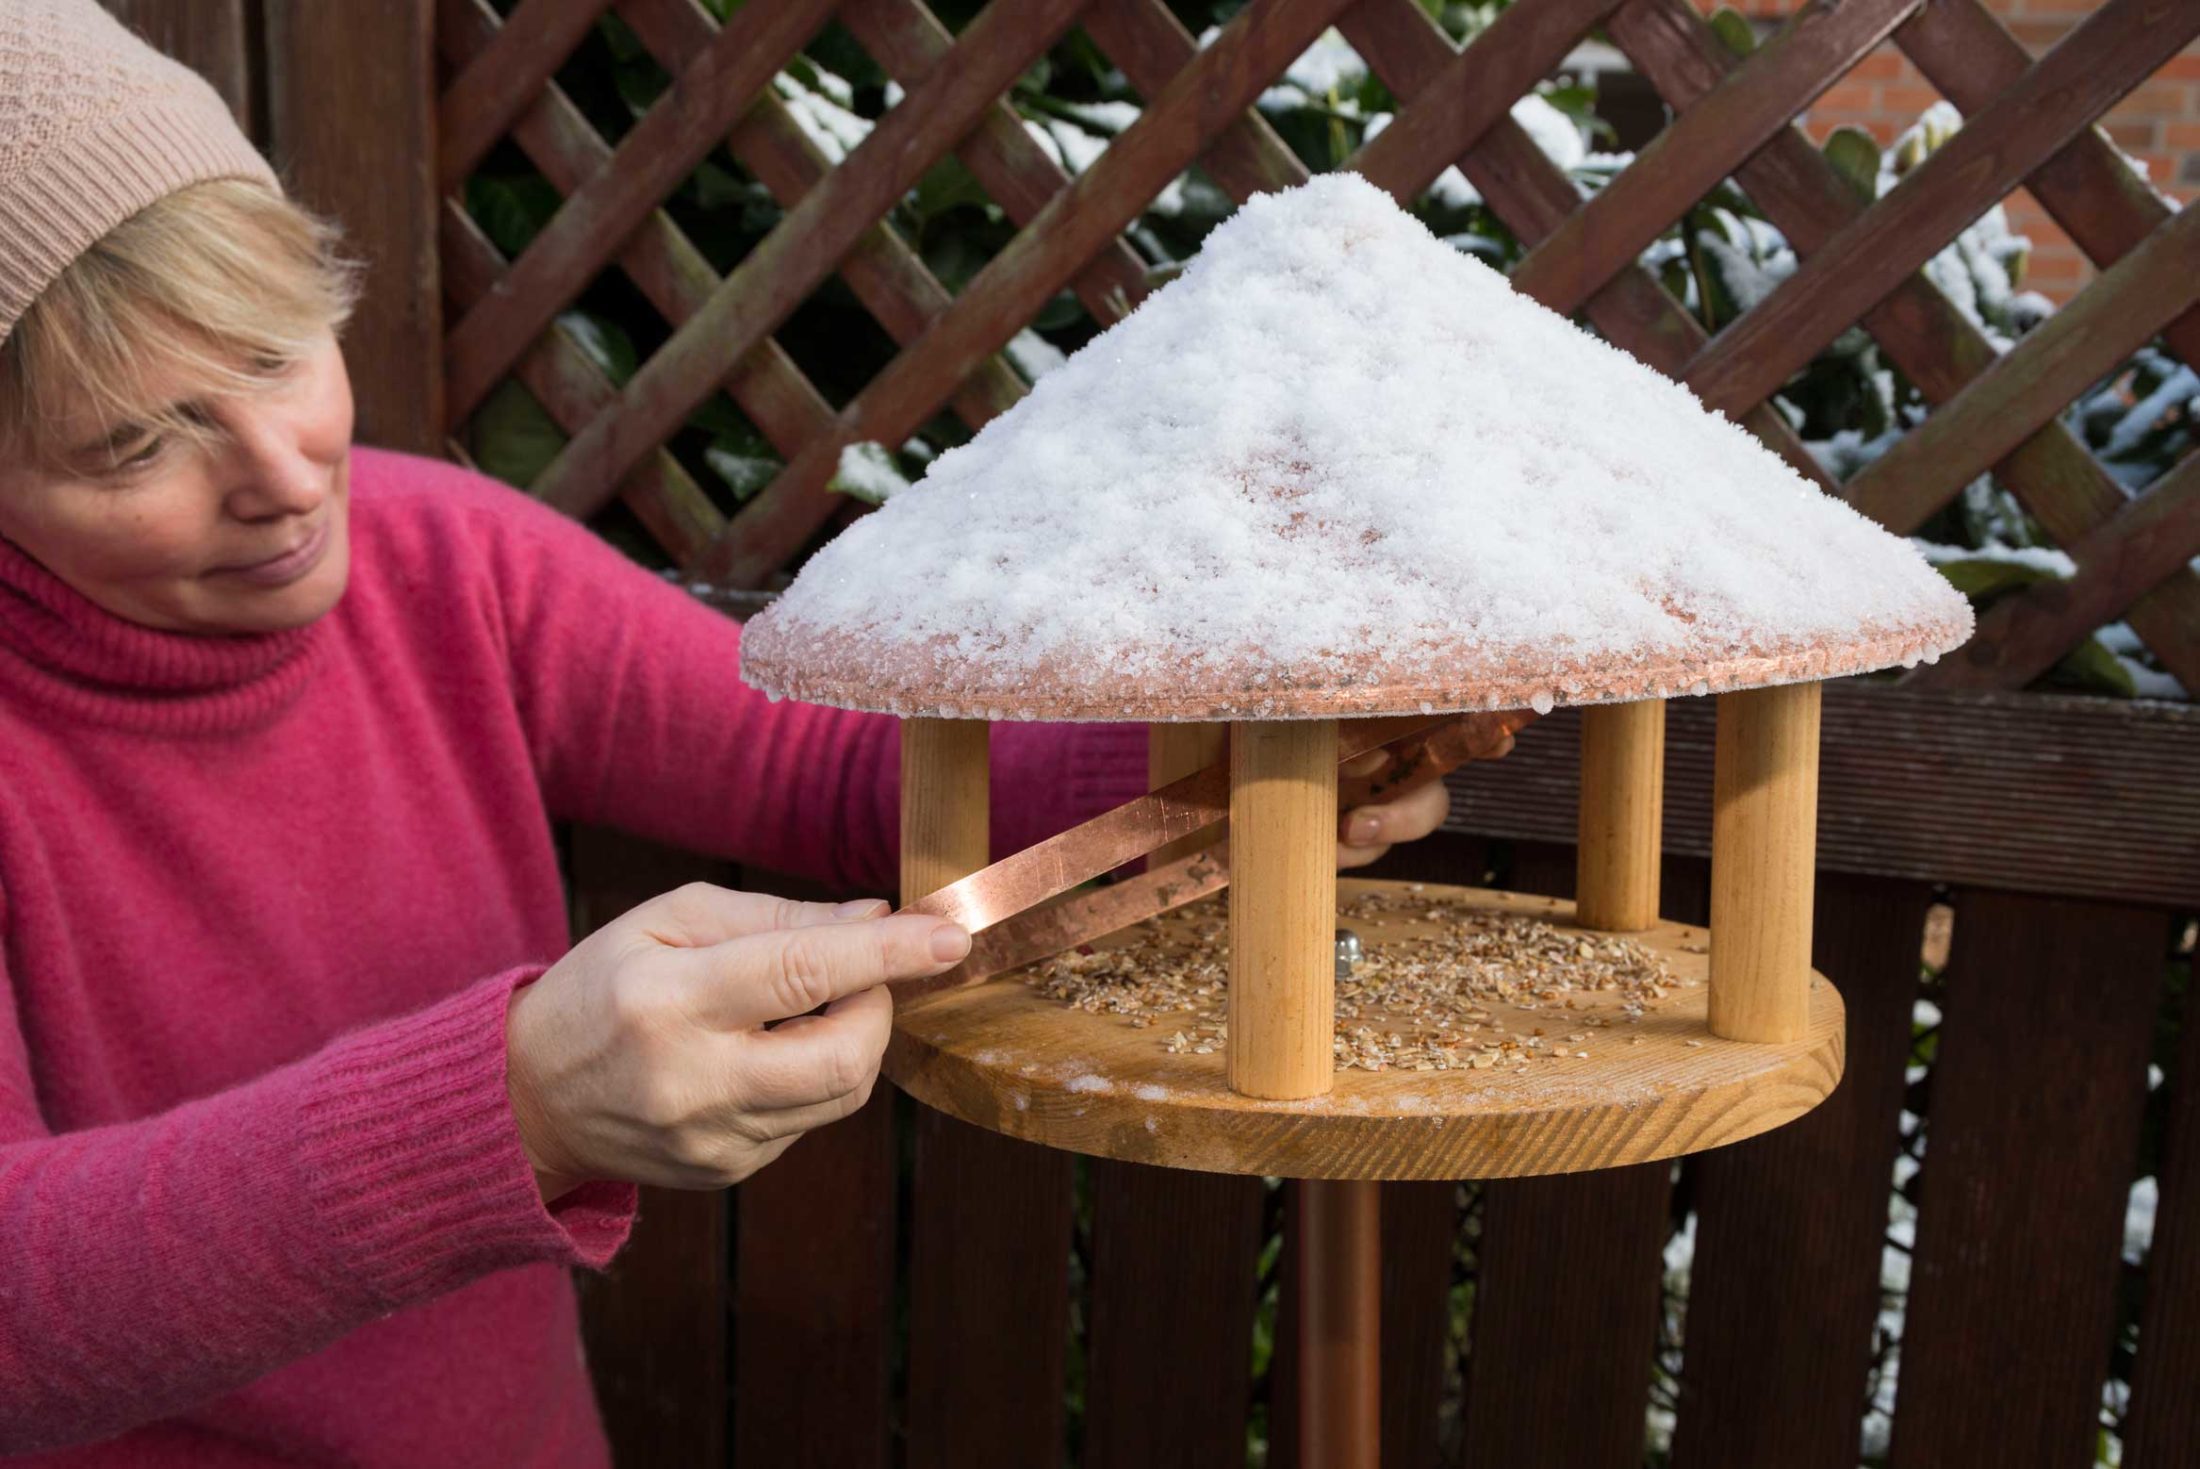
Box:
[125,0,2200,1464]
[417,0,2200,703]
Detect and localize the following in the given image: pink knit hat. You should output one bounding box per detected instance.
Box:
[0,0,278,346]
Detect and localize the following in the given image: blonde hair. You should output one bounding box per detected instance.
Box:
[0,178,359,468]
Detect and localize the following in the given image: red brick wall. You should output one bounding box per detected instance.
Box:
[1691,0,2199,301]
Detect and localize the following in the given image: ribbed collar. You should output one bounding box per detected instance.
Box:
[0,528,328,735]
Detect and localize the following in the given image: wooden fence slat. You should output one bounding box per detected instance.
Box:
[838,0,1150,329]
[440,201,724,560]
[1680,0,2200,421]
[435,0,608,189]
[1607,0,2200,694]
[565,825,732,1467]
[436,0,838,470]
[701,0,1356,587]
[1349,0,1621,206]
[1461,1164,1672,1467]
[1338,0,1836,492]
[1893,0,2200,376]
[618,0,1028,436]
[904,1113,1075,1469]
[1888,890,2167,1469]
[443,0,836,421]
[1081,1160,1264,1469]
[1510,0,1923,318]
[1271,1180,1307,1469]
[265,0,442,455]
[1082,0,1312,203]
[1915,453,2200,692]
[2123,935,2200,1466]
[733,1091,897,1468]
[1380,1181,1459,1469]
[1444,685,2200,911]
[1845,204,2200,535]
[1670,873,1930,1469]
[1455,841,1673,1469]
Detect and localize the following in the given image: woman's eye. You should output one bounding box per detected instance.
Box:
[249,353,294,378]
[114,435,165,470]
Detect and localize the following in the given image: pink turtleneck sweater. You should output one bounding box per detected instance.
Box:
[0,447,1147,1465]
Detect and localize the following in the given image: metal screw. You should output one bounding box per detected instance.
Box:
[1335,928,1363,980]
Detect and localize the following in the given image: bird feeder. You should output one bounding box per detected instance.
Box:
[743,173,1972,1467]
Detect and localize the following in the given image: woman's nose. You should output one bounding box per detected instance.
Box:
[219,404,328,518]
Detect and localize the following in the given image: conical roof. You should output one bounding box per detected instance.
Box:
[742,173,1971,721]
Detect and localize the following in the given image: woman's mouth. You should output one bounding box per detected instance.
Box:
[212,518,329,587]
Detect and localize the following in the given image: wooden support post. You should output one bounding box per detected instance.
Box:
[1709,682,1821,1043]
[1228,719,1338,1100]
[1297,1177,1382,1469]
[1576,700,1666,931]
[901,718,989,905]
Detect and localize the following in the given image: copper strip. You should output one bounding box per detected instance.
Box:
[894,709,1538,1000]
[900,713,1451,932]
[899,845,1232,1002]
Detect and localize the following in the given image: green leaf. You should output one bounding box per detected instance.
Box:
[911,156,993,222]
[2047,635,2138,698]
[685,394,758,441]
[686,158,752,213]
[466,174,561,259]
[1708,7,1756,57]
[555,311,637,387]
[468,381,566,490]
[596,11,645,62]
[1933,557,2055,602]
[1823,126,1881,205]
[703,438,782,504]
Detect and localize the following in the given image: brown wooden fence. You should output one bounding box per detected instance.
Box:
[124,0,2200,1463]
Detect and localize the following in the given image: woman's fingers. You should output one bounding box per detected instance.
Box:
[1340,748,1391,779]
[1338,773,1450,849]
[669,911,970,1031]
[733,986,895,1112]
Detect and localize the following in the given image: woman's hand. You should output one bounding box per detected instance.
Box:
[1336,713,1521,869]
[1336,749,1450,869]
[504,884,968,1202]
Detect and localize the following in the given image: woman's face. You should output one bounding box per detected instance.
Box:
[0,330,354,635]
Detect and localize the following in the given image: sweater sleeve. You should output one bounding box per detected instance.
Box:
[0,945,635,1454]
[478,488,1150,895]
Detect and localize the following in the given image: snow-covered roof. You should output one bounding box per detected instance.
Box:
[743,173,1972,721]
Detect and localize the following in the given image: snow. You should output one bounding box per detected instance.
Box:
[1006,329,1067,383]
[2105,365,2198,459]
[747,173,1971,715]
[774,74,870,163]
[1026,112,1187,215]
[1282,28,1364,96]
[1362,94,1586,211]
[830,441,909,504]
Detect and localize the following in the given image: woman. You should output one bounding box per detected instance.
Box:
[0,2,1460,1462]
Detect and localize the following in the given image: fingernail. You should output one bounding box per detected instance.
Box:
[1347,815,1381,845]
[930,923,972,963]
[835,898,889,920]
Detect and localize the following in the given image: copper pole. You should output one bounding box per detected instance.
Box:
[1297,1177,1382,1467]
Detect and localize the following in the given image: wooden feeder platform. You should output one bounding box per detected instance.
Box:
[887,878,1845,1181]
